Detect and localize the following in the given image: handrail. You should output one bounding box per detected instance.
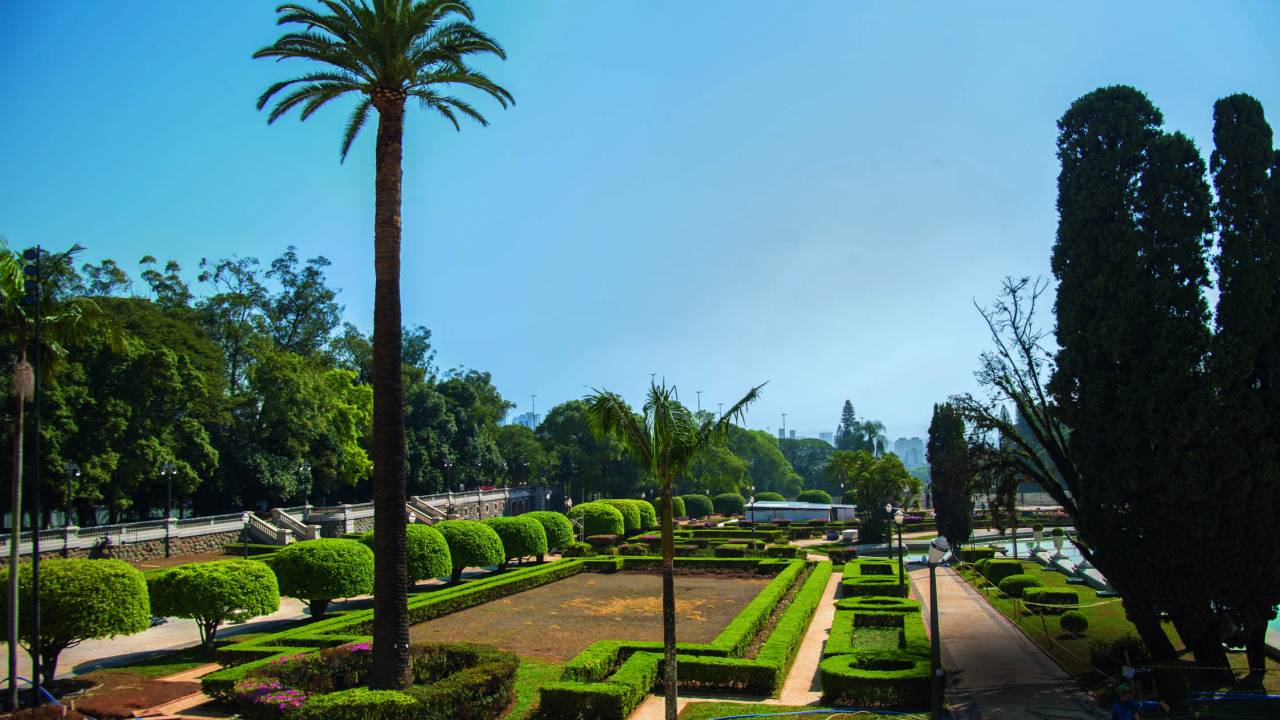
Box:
[271,508,319,540]
[405,503,435,524]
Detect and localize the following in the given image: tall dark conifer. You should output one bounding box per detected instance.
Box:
[1209,93,1280,671]
[927,402,971,548]
[835,399,858,450]
[1049,86,1224,668]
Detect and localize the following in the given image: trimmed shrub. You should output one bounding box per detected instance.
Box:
[434,520,505,583]
[982,559,1026,585]
[1060,610,1089,636]
[651,495,686,520]
[713,493,747,516]
[819,651,931,707]
[272,539,374,618]
[617,543,649,556]
[0,558,150,684]
[568,501,626,536]
[680,494,714,519]
[561,542,592,557]
[795,489,832,504]
[586,534,618,550]
[1022,587,1079,615]
[766,544,801,558]
[973,557,992,576]
[714,543,748,558]
[149,559,280,648]
[359,524,452,585]
[524,511,575,558]
[754,491,785,502]
[957,546,996,563]
[1051,527,1065,537]
[598,499,641,533]
[632,500,658,530]
[827,547,859,564]
[483,516,548,569]
[297,688,414,719]
[997,573,1044,598]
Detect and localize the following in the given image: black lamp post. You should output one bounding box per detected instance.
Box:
[161,462,177,557]
[886,503,906,595]
[927,536,950,720]
[298,461,311,508]
[63,462,80,529]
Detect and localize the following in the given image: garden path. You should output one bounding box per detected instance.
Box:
[908,564,1093,719]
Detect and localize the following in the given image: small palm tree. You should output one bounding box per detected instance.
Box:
[585,381,763,720]
[254,0,512,690]
[861,419,886,455]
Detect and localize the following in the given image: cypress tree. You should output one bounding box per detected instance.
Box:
[835,399,858,451]
[927,402,972,548]
[1049,86,1223,667]
[1209,93,1280,671]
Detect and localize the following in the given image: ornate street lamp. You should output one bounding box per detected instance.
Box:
[63,462,80,529]
[927,535,950,720]
[886,503,906,594]
[160,462,177,558]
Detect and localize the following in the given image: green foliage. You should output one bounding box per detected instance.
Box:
[560,542,591,557]
[597,499,641,533]
[0,558,150,683]
[982,559,1025,585]
[360,524,452,584]
[681,494,714,518]
[712,493,746,516]
[271,539,374,617]
[538,400,641,503]
[794,488,831,504]
[725,426,802,497]
[778,438,836,494]
[483,516,548,567]
[524,511,575,551]
[434,520,506,582]
[1060,610,1089,636]
[714,543,748,557]
[631,499,657,529]
[754,491,785,502]
[1022,587,1079,615]
[149,560,279,647]
[997,574,1045,599]
[957,547,996,563]
[819,651,931,707]
[297,689,415,719]
[928,402,973,548]
[567,501,625,536]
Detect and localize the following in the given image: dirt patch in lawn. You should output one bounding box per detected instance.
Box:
[408,572,771,661]
[57,671,200,719]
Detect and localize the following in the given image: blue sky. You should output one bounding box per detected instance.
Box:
[3,1,1278,441]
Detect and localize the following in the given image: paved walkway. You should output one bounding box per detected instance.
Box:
[908,564,1091,719]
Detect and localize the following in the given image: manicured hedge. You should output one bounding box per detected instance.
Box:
[561,542,591,557]
[359,524,452,584]
[957,546,997,563]
[523,511,576,555]
[568,502,626,536]
[688,528,784,543]
[598,500,641,533]
[714,543,747,557]
[795,489,832,504]
[680,494,714,519]
[271,539,374,618]
[840,558,907,598]
[982,559,1026,585]
[434,520,506,583]
[1022,587,1079,615]
[483,516,548,568]
[148,559,279,648]
[712,493,746,516]
[997,573,1044,598]
[652,495,686,521]
[819,651,931,707]
[632,500,658,530]
[754,491,785,502]
[1060,610,1089,636]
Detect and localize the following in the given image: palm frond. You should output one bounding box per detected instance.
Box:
[339,97,374,161]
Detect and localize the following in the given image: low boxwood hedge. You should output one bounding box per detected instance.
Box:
[956,546,997,563]
[997,573,1044,598]
[839,558,906,598]
[1022,587,1079,615]
[714,543,747,558]
[982,559,1026,585]
[819,651,931,707]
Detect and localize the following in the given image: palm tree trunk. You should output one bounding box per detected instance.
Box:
[660,485,678,720]
[368,96,411,691]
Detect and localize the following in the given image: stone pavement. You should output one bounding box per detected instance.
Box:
[908,564,1093,719]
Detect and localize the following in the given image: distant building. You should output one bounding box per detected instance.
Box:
[818,432,834,446]
[893,437,925,467]
[789,429,796,439]
[778,428,786,440]
[511,412,540,430]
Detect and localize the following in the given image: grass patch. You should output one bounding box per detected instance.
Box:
[97,645,219,678]
[503,657,563,720]
[678,702,911,719]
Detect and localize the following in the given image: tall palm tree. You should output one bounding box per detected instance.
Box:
[254,0,511,689]
[860,419,886,456]
[585,381,763,720]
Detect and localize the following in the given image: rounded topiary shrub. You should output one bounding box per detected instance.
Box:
[598,499,641,533]
[483,516,548,569]
[653,495,686,522]
[681,494,714,519]
[1060,610,1089,636]
[272,539,374,618]
[360,524,452,585]
[434,520,505,583]
[0,558,150,685]
[632,499,658,530]
[795,489,833,504]
[568,501,625,536]
[754,491,785,502]
[618,543,649,556]
[713,493,746,516]
[149,559,279,648]
[524,511,575,557]
[997,573,1045,599]
[561,542,591,557]
[714,543,748,558]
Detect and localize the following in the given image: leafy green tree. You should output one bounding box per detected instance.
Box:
[927,402,972,549]
[685,443,747,495]
[361,524,452,584]
[584,380,761,720]
[434,520,505,583]
[483,516,547,569]
[859,419,887,456]
[496,424,546,486]
[272,539,375,618]
[255,0,512,690]
[0,559,150,684]
[538,400,640,503]
[75,258,133,297]
[436,370,512,488]
[725,427,801,497]
[196,255,268,393]
[139,256,193,309]
[779,437,834,493]
[524,511,574,558]
[1049,86,1222,667]
[263,247,342,356]
[1207,93,1280,671]
[835,400,858,450]
[148,560,280,648]
[825,449,915,543]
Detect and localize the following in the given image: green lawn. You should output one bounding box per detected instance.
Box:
[502,657,563,720]
[956,560,1280,711]
[98,644,220,678]
[678,702,921,719]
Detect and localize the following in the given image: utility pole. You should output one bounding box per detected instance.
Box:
[781,413,787,439]
[531,394,537,424]
[696,390,701,413]
[717,402,724,420]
